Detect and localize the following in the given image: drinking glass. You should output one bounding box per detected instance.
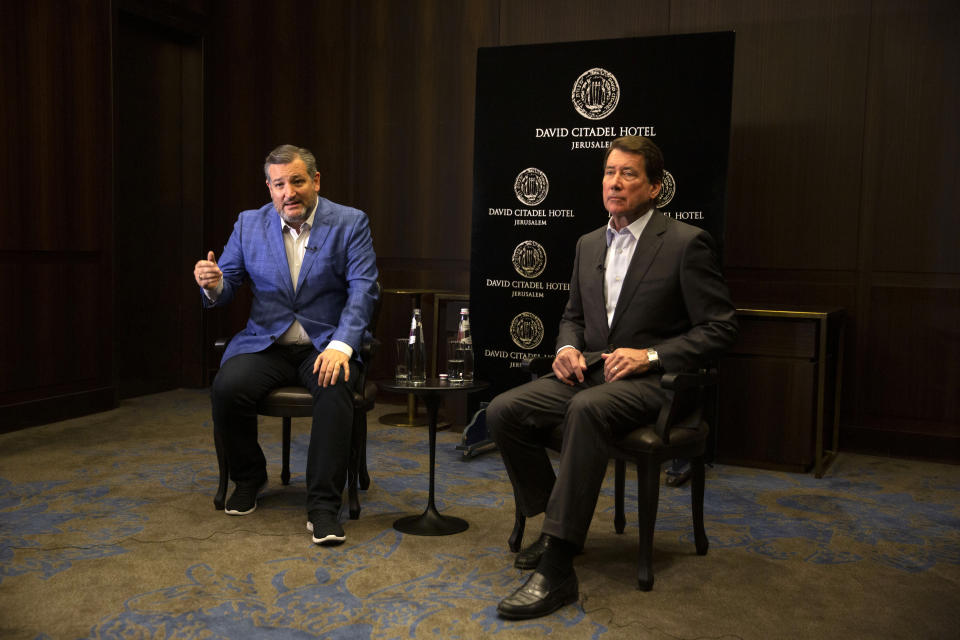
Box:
[395,338,410,381]
[447,338,468,382]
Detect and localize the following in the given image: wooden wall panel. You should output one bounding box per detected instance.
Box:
[0,0,114,430]
[0,1,112,253]
[498,0,669,45]
[114,13,205,397]
[850,284,960,460]
[862,286,960,431]
[0,262,102,395]
[862,0,960,276]
[671,0,870,272]
[850,0,960,455]
[349,0,498,292]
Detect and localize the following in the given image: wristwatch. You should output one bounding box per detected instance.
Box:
[646,349,661,371]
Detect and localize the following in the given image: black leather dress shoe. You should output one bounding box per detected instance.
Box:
[497,570,579,620]
[514,534,551,570]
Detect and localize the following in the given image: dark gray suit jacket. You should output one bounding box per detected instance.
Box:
[557,210,738,372]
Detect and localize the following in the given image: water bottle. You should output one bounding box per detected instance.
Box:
[457,307,474,382]
[407,308,426,383]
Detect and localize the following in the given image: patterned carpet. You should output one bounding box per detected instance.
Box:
[1,388,958,639]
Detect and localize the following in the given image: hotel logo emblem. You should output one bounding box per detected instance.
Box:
[571,67,620,120]
[514,168,549,206]
[656,170,676,208]
[509,312,544,349]
[512,240,547,279]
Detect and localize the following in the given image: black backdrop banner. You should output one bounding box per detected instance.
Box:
[469,32,736,399]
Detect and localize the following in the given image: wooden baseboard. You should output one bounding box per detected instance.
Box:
[841,427,960,464]
[0,387,117,434]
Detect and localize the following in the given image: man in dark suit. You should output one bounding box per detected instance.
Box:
[488,136,737,619]
[193,144,378,546]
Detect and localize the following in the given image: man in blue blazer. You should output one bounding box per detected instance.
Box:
[193,144,378,545]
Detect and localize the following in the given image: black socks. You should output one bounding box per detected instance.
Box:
[536,535,577,583]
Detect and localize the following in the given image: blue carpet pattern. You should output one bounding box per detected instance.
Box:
[1,389,958,639]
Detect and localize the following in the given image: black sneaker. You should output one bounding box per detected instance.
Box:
[307,511,346,546]
[224,478,267,515]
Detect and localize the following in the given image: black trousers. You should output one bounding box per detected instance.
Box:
[211,343,358,516]
[486,366,668,548]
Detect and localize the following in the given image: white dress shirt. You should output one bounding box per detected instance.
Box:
[603,209,653,327]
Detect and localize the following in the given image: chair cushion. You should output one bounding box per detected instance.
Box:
[545,420,708,457]
[614,421,709,456]
[257,386,314,417]
[259,382,376,418]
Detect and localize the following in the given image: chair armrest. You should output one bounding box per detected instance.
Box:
[660,369,717,392]
[359,336,380,362]
[522,356,554,378]
[655,368,718,443]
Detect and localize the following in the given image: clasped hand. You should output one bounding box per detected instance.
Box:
[600,348,652,381]
[552,347,653,385]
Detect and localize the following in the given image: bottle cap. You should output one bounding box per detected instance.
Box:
[460,308,469,313]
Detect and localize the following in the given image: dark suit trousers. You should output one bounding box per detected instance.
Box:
[211,343,358,516]
[487,366,669,548]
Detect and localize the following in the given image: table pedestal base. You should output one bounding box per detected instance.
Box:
[378,411,430,427]
[394,506,469,536]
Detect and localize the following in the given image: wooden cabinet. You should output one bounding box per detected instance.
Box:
[716,308,844,477]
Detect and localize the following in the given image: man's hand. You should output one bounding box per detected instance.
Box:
[314,348,350,388]
[194,251,222,290]
[552,347,587,386]
[601,348,654,382]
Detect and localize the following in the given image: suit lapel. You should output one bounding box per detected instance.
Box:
[576,229,610,344]
[264,209,295,299]
[295,199,332,295]
[608,211,665,333]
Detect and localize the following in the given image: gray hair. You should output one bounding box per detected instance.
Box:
[263,144,319,179]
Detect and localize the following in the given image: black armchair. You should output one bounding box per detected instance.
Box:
[509,357,717,591]
[212,282,382,520]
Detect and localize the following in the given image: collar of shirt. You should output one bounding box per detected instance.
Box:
[605,208,654,246]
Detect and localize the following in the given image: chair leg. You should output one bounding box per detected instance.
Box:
[509,503,526,553]
[359,412,370,490]
[636,459,660,591]
[213,424,229,510]
[281,417,291,486]
[347,479,360,520]
[691,455,709,556]
[615,459,626,534]
[347,409,364,520]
